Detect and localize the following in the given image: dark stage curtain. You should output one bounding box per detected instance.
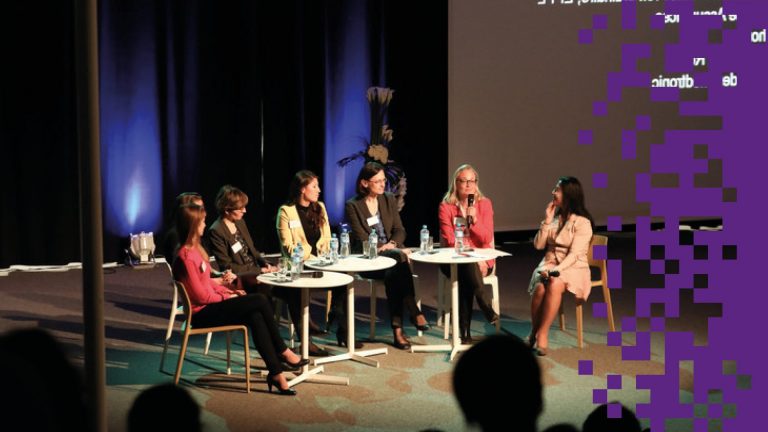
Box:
[0,0,446,266]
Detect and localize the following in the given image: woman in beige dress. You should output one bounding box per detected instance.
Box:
[528,176,594,356]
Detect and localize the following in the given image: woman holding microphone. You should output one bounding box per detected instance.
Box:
[528,176,594,356]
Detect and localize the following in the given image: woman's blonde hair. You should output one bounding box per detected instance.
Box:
[441,164,485,204]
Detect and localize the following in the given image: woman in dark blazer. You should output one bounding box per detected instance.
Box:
[345,162,429,349]
[208,185,328,357]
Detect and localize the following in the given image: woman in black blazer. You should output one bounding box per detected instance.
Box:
[208,184,328,357]
[345,162,429,349]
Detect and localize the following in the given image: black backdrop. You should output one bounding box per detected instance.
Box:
[0,0,447,266]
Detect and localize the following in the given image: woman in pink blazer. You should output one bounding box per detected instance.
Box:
[528,176,594,356]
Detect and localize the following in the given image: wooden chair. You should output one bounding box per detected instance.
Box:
[173,281,251,393]
[558,234,616,348]
[158,257,212,372]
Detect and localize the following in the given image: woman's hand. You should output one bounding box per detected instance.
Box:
[466,205,477,222]
[477,260,489,277]
[228,289,247,298]
[544,201,556,224]
[378,242,396,252]
[221,270,237,284]
[261,264,278,273]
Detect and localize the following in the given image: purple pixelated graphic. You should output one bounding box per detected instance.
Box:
[593,302,607,318]
[636,115,651,130]
[578,129,593,145]
[622,317,637,332]
[593,244,607,260]
[592,101,607,116]
[608,402,623,418]
[592,173,607,188]
[579,1,765,429]
[651,317,666,332]
[607,374,623,390]
[593,14,608,30]
[579,29,593,45]
[593,389,608,404]
[579,359,594,376]
[607,331,622,347]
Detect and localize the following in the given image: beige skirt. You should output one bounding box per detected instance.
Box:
[527,258,592,301]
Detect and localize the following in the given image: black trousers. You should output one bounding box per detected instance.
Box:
[193,293,287,375]
[240,271,346,337]
[360,248,421,329]
[440,263,495,335]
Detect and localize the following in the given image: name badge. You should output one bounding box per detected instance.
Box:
[231,241,243,254]
[367,215,380,226]
[289,219,302,229]
[453,216,467,227]
[200,262,207,272]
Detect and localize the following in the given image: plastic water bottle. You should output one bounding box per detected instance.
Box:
[419,225,430,253]
[329,234,339,264]
[291,242,304,280]
[368,230,378,259]
[339,227,350,258]
[454,223,464,254]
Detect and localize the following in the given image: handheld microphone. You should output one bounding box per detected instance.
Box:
[467,194,475,226]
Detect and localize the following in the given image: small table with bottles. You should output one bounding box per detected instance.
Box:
[408,247,510,361]
[304,255,396,368]
[256,271,353,387]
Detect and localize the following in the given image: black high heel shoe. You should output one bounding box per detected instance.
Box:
[336,330,363,349]
[281,357,310,371]
[412,313,430,332]
[266,373,297,395]
[392,328,411,350]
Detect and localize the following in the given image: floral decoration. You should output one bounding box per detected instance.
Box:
[338,86,407,210]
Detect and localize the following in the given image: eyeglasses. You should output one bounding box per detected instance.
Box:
[230,207,246,213]
[456,179,477,185]
[369,179,387,185]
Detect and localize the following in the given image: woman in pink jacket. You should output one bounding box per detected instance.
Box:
[438,164,499,343]
[172,203,308,395]
[528,176,594,356]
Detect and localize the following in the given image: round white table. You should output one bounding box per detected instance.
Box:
[305,255,396,368]
[409,247,511,360]
[257,271,353,387]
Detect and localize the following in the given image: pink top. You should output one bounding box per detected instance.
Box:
[173,246,231,314]
[438,198,496,268]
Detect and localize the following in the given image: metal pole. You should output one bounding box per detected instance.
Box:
[74,0,106,431]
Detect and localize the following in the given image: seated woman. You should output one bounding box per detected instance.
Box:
[207,185,327,357]
[172,203,307,395]
[438,164,498,343]
[276,170,349,346]
[528,176,594,356]
[345,162,429,350]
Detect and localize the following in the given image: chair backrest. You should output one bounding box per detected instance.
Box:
[174,281,194,328]
[587,235,608,267]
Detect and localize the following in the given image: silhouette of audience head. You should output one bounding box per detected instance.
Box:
[0,328,86,431]
[583,402,641,432]
[453,334,542,432]
[128,383,201,432]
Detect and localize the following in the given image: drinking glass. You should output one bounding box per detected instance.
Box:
[278,257,291,281]
[362,240,370,258]
[427,236,434,252]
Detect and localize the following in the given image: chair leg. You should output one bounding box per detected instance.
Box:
[413,274,422,337]
[242,328,251,393]
[490,278,500,333]
[369,280,377,341]
[204,332,213,355]
[174,333,190,385]
[559,304,566,331]
[160,307,179,372]
[225,332,232,375]
[601,267,616,331]
[576,302,584,348]
[436,269,444,328]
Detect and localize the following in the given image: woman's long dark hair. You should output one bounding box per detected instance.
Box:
[175,203,209,261]
[288,170,325,230]
[355,161,385,197]
[555,176,595,229]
